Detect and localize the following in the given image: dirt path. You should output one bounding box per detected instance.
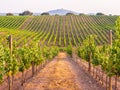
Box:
[20,52,105,90]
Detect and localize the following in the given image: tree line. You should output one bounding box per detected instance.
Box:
[6,10,110,16]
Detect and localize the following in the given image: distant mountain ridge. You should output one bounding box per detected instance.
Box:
[47,9,79,15]
[0,9,80,16]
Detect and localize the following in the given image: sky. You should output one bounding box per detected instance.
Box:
[0,0,120,15]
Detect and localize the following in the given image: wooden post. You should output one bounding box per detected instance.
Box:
[8,35,13,55]
[21,72,25,86]
[102,71,104,85]
[109,30,112,46]
[8,35,13,90]
[98,69,100,81]
[32,61,35,77]
[93,66,95,77]
[109,30,113,90]
[109,77,112,90]
[96,68,98,79]
[115,75,118,90]
[106,76,108,90]
[88,53,92,73]
[8,76,11,90]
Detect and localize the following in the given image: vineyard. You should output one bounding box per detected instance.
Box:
[0,15,120,90]
[0,15,118,47]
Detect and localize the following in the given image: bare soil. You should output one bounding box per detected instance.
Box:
[0,32,5,35]
[19,52,105,90]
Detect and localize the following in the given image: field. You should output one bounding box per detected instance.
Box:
[0,15,118,47]
[0,15,120,90]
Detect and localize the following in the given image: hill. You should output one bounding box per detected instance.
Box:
[48,9,79,15]
[0,15,118,47]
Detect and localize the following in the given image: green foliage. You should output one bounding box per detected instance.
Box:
[0,15,119,84]
[92,47,101,66]
[0,16,27,29]
[77,46,84,59]
[98,44,120,76]
[0,44,5,83]
[78,35,97,62]
[43,46,59,60]
[0,15,117,47]
[116,16,120,35]
[17,46,31,71]
[59,47,66,52]
[77,17,120,77]
[51,46,59,57]
[77,34,120,76]
[66,45,72,56]
[0,38,59,85]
